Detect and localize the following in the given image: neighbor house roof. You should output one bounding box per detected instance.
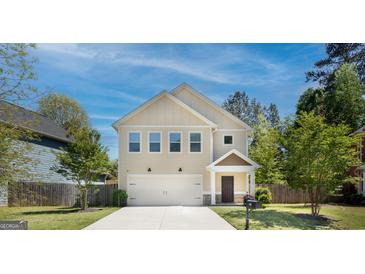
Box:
[0,100,72,143]
[112,91,218,129]
[171,83,252,131]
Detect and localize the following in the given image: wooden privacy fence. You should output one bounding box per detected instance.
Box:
[257,184,310,203]
[7,182,118,207]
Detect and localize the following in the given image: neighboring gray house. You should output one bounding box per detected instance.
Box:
[0,101,73,205]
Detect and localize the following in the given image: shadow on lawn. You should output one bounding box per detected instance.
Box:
[222,208,336,229]
[21,208,80,215]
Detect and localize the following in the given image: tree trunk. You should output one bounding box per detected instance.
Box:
[80,188,88,210]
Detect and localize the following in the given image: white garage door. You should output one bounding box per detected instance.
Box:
[127,174,203,206]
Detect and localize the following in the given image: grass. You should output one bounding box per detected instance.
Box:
[211,204,365,230]
[0,206,119,229]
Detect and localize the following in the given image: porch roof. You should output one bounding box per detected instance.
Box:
[207,149,260,172]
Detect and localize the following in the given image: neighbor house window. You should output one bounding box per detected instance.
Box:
[189,132,202,153]
[169,132,182,152]
[223,135,234,145]
[149,132,161,153]
[128,132,141,152]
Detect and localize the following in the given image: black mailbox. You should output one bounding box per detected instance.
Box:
[245,199,262,209]
[243,198,262,230]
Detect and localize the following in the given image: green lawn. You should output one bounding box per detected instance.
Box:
[211,204,365,230]
[0,206,119,229]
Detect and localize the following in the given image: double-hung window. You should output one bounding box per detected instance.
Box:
[189,132,202,153]
[169,132,182,153]
[149,132,161,153]
[128,132,141,152]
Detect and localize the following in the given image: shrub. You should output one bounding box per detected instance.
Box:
[112,189,128,207]
[255,187,272,204]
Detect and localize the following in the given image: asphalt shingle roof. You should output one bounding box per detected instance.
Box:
[0,100,72,143]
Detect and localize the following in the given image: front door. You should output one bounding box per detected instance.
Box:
[221,176,234,203]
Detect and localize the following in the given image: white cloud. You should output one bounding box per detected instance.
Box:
[37,43,293,86]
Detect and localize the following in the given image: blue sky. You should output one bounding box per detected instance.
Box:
[32,43,325,159]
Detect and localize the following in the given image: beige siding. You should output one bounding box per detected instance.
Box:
[213,130,247,160]
[215,172,248,193]
[118,127,211,192]
[173,86,243,129]
[123,95,207,126]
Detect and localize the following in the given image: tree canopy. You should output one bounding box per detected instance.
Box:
[249,114,284,184]
[54,128,110,210]
[298,64,365,131]
[0,43,38,187]
[38,93,89,135]
[306,43,365,87]
[222,90,280,128]
[283,112,359,215]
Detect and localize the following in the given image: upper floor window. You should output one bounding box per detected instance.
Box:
[189,132,202,153]
[223,134,234,146]
[128,132,141,152]
[149,132,161,153]
[169,132,182,153]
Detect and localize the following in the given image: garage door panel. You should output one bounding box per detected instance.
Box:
[127,175,203,206]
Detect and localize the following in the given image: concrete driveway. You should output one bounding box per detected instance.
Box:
[84,206,234,230]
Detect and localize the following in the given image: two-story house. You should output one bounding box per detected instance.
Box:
[113,83,260,206]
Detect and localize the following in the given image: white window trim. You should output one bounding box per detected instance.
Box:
[128,131,142,153]
[168,131,183,154]
[223,134,234,146]
[148,131,162,154]
[189,131,203,154]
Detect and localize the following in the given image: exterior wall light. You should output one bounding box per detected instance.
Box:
[148,168,152,172]
[178,168,182,172]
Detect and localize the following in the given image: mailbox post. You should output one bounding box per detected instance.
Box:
[244,198,261,230]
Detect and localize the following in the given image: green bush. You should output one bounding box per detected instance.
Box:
[255,187,272,204]
[112,189,128,207]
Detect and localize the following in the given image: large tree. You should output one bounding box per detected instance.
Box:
[324,64,365,130]
[222,91,280,128]
[283,112,359,216]
[53,128,110,210]
[296,88,326,116]
[0,43,38,102]
[298,64,365,131]
[249,114,284,184]
[306,43,365,87]
[38,93,89,135]
[0,43,38,187]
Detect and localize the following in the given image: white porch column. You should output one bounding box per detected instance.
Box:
[210,170,216,205]
[249,171,256,196]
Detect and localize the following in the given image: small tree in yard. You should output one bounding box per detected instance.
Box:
[283,112,360,216]
[54,128,110,210]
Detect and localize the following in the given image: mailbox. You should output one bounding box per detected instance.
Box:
[245,199,262,209]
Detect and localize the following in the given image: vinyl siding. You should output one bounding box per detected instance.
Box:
[173,85,243,129]
[17,138,73,184]
[213,130,247,159]
[118,126,211,192]
[123,95,208,126]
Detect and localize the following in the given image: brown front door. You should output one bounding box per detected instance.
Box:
[221,176,234,203]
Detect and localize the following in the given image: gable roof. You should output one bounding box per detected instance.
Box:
[171,83,252,131]
[208,149,260,168]
[0,100,72,143]
[112,91,217,129]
